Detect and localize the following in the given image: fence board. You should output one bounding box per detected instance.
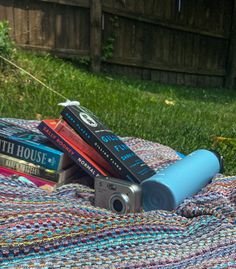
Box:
[135,0,145,16]
[29,2,43,47]
[143,0,154,18]
[42,3,56,48]
[40,0,89,8]
[142,68,151,80]
[105,58,225,77]
[77,8,90,50]
[13,1,29,45]
[167,72,177,85]
[3,1,15,38]
[142,23,152,64]
[103,7,228,39]
[90,0,102,72]
[225,0,236,88]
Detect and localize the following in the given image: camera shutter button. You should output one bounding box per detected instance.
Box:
[107,183,117,191]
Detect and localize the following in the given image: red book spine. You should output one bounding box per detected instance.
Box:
[38,120,108,178]
[55,120,117,176]
[0,166,56,187]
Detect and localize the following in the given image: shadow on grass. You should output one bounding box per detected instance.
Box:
[98,70,236,105]
[37,52,236,105]
[127,80,236,104]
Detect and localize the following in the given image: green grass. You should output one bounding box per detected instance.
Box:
[1,50,236,175]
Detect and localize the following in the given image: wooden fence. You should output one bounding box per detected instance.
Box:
[0,0,236,88]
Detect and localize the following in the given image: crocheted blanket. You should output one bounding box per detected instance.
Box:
[0,119,235,268]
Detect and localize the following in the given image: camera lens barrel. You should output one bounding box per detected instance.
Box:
[109,193,129,214]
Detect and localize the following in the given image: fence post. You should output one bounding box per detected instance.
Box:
[225,0,236,88]
[90,0,102,73]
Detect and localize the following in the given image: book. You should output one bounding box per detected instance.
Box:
[1,118,42,134]
[0,166,56,187]
[0,119,73,170]
[55,119,117,176]
[61,105,156,184]
[38,119,109,178]
[0,153,79,183]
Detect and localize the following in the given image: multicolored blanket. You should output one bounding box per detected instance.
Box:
[0,119,235,268]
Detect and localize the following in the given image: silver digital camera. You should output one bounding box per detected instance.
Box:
[94,177,142,214]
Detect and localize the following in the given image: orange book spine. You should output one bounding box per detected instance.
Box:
[55,119,116,175]
[38,119,108,178]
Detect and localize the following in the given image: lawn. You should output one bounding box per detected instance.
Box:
[0,50,236,175]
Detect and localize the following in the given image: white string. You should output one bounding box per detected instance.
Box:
[58,100,80,107]
[0,54,79,105]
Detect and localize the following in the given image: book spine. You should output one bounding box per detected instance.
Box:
[0,166,56,187]
[0,136,61,170]
[0,154,61,182]
[38,121,107,178]
[61,108,141,183]
[55,120,117,175]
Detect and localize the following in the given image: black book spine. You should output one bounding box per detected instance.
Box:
[38,121,104,178]
[61,106,156,183]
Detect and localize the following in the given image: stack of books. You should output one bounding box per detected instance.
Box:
[0,105,155,188]
[38,105,156,184]
[0,119,80,187]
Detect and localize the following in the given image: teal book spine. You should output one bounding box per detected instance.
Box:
[0,119,70,170]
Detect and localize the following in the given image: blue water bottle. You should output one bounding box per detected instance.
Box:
[141,149,223,211]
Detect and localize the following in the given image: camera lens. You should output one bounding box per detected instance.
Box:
[109,193,129,214]
[112,199,123,213]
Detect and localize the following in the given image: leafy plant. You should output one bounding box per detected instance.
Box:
[101,16,119,61]
[78,55,91,67]
[0,20,15,70]
[101,36,116,61]
[0,21,14,56]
